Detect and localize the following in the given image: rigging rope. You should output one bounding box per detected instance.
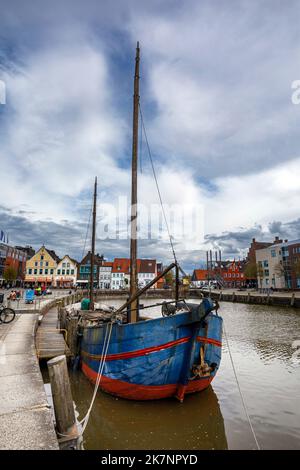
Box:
[81,202,93,260]
[139,103,178,265]
[223,321,261,450]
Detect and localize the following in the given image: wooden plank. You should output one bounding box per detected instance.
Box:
[36,308,71,360]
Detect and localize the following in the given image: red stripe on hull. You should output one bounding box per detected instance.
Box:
[82,361,213,401]
[81,336,221,363]
[196,336,222,347]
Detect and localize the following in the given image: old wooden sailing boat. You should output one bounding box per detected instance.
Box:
[80,43,223,401]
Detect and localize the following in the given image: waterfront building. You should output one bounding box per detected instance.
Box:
[55,255,78,288]
[111,258,130,290]
[77,251,104,288]
[99,261,113,289]
[256,238,300,289]
[111,258,158,290]
[222,260,245,288]
[0,243,27,287]
[15,245,36,260]
[246,237,274,263]
[191,269,209,287]
[0,229,28,286]
[25,246,60,286]
[138,259,157,288]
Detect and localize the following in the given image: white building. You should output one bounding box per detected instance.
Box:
[99,262,113,289]
[110,258,157,290]
[55,255,78,288]
[138,259,157,288]
[255,243,285,289]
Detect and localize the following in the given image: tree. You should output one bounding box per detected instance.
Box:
[164,270,174,287]
[3,266,18,283]
[244,261,257,279]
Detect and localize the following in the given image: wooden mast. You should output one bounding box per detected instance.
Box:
[129,42,140,323]
[89,176,97,310]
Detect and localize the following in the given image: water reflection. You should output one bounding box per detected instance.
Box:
[69,370,227,450]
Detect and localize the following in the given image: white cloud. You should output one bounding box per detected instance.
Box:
[1,0,300,265]
[1,37,129,221]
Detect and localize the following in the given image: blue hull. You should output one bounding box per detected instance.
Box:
[81,302,223,401]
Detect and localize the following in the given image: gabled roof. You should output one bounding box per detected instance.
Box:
[47,249,61,263]
[58,255,79,266]
[102,261,113,267]
[32,246,60,263]
[79,251,104,265]
[111,258,157,274]
[192,269,208,281]
[112,258,131,274]
[139,259,156,274]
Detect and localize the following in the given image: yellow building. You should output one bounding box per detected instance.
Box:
[25,246,60,286]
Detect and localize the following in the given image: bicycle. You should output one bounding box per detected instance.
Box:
[0,298,16,324]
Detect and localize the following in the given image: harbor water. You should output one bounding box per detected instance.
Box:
[42,299,300,450]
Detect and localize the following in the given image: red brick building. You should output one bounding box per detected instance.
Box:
[222,261,245,287]
[3,246,27,286]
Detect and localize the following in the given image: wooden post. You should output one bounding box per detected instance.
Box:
[47,355,78,445]
[67,318,78,357]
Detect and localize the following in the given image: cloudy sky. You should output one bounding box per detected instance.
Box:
[1,0,300,271]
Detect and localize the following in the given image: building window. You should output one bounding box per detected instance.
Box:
[28,268,32,274]
[57,269,61,275]
[50,269,54,275]
[39,269,43,275]
[271,250,276,257]
[45,269,48,275]
[297,278,300,288]
[66,270,70,275]
[263,260,268,267]
[71,269,74,275]
[35,261,38,267]
[265,279,269,286]
[62,270,65,275]
[41,255,44,260]
[62,263,66,268]
[46,261,49,266]
[264,269,269,276]
[34,269,37,275]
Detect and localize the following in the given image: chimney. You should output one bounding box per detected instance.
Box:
[252,238,256,243]
[284,239,288,243]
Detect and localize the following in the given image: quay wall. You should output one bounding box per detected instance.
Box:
[209,291,300,308]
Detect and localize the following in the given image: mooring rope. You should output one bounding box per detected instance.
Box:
[223,321,261,450]
[79,321,113,434]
